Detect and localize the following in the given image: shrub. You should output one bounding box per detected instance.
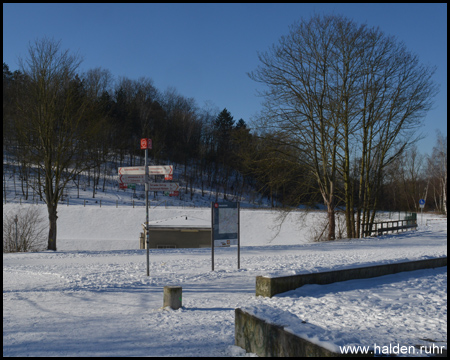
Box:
[3,206,47,252]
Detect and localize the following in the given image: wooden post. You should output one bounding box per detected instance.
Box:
[163,286,182,310]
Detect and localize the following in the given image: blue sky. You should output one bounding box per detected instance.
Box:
[3,3,447,155]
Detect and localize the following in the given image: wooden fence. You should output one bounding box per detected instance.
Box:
[362,219,417,237]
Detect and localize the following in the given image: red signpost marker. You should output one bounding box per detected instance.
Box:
[140,138,152,150]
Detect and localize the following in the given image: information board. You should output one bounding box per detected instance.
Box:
[211,202,240,270]
[213,202,238,242]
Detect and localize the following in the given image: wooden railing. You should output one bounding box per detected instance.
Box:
[362,219,417,237]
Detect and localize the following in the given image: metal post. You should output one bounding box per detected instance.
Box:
[237,202,240,270]
[145,148,150,276]
[211,202,214,272]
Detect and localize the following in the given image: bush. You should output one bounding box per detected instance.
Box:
[3,206,47,252]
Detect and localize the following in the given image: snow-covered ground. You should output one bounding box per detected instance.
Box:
[3,202,447,357]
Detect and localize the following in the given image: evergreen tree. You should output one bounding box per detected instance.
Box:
[235,118,247,131]
[213,108,235,199]
[214,108,235,155]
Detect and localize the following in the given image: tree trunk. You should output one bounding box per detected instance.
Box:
[328,206,336,241]
[47,204,58,251]
[322,184,336,241]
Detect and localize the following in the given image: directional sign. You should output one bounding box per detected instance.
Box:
[119,183,136,189]
[118,166,145,175]
[118,165,174,189]
[147,183,180,192]
[119,166,173,176]
[119,174,147,184]
[148,165,173,175]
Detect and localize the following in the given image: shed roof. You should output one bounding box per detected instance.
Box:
[145,215,210,229]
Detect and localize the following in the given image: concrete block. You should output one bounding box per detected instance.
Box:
[163,286,182,310]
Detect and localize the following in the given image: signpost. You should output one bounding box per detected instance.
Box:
[144,141,150,276]
[419,199,425,225]
[211,201,240,271]
[118,166,174,187]
[118,167,147,188]
[118,166,172,175]
[117,141,178,277]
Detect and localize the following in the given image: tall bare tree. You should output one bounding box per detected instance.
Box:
[249,15,355,240]
[13,37,103,250]
[249,14,438,240]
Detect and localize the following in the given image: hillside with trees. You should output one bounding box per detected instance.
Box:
[3,17,446,250]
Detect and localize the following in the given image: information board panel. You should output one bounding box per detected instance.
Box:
[213,201,238,242]
[211,202,240,271]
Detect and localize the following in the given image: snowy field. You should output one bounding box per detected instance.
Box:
[3,203,447,357]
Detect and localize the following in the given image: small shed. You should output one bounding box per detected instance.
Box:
[140,215,211,249]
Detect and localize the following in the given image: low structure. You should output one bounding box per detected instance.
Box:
[255,257,447,298]
[235,308,356,357]
[140,215,211,249]
[163,286,182,310]
[236,257,447,356]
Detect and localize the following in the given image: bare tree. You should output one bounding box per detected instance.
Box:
[249,14,438,240]
[3,206,47,252]
[353,31,438,237]
[13,37,103,250]
[81,68,115,196]
[249,15,358,240]
[396,146,427,212]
